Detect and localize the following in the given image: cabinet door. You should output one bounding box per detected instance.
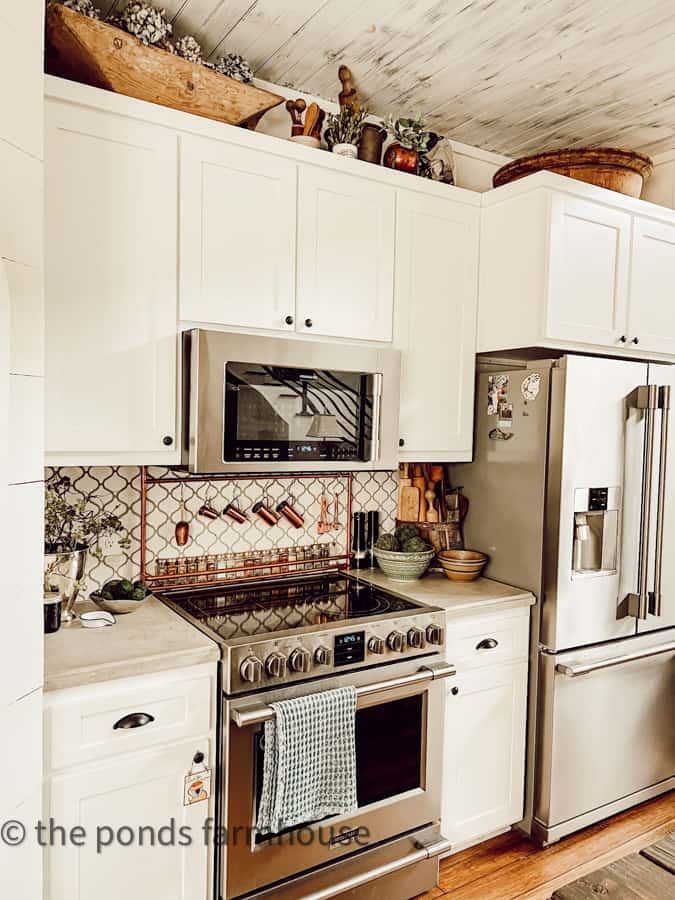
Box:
[627,217,675,355]
[546,195,631,348]
[297,167,395,341]
[45,102,178,461]
[442,662,528,847]
[395,190,479,461]
[180,134,297,331]
[47,739,212,900]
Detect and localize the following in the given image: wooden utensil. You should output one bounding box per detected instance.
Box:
[311,108,325,140]
[303,102,320,137]
[285,98,306,135]
[412,464,427,521]
[425,483,440,523]
[175,489,189,546]
[338,65,360,113]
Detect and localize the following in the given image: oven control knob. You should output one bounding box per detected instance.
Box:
[386,631,406,653]
[367,636,385,655]
[289,647,312,673]
[240,655,263,684]
[314,646,333,666]
[407,627,426,650]
[426,624,445,646]
[265,652,287,679]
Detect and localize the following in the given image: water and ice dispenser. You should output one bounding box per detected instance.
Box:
[572,487,619,576]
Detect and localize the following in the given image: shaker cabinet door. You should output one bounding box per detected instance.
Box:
[297,167,395,342]
[179,134,297,332]
[44,102,178,462]
[47,739,213,900]
[627,217,675,355]
[395,189,479,461]
[442,662,528,848]
[546,194,631,348]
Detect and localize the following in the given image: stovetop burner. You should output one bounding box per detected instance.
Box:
[159,574,418,641]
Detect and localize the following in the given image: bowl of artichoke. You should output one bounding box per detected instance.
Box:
[373,524,435,582]
[91,579,152,615]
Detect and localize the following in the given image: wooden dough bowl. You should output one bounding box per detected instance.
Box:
[45,3,283,129]
[493,148,653,198]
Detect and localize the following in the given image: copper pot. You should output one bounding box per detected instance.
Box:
[383,143,418,174]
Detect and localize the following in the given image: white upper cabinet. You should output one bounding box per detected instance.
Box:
[627,216,675,355]
[395,188,480,462]
[45,100,179,464]
[546,194,631,347]
[180,134,297,332]
[297,166,396,342]
[478,172,675,360]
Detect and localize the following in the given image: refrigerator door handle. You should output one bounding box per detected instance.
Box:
[651,385,671,617]
[627,385,659,620]
[555,640,675,677]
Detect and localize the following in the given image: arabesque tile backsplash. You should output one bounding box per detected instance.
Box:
[45,467,399,595]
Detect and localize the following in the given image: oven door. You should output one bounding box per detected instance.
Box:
[223,658,454,899]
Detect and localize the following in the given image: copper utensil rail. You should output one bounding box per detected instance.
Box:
[139,468,353,588]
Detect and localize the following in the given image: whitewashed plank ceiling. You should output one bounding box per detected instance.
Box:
[103,0,675,156]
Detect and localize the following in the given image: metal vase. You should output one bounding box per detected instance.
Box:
[44,548,88,623]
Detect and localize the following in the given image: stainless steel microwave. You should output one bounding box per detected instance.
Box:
[182,329,401,473]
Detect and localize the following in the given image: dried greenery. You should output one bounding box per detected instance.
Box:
[384,113,434,152]
[45,473,130,555]
[324,106,368,148]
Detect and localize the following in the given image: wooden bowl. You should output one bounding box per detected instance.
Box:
[493,148,653,198]
[438,550,488,564]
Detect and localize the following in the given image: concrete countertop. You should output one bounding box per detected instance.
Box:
[349,569,535,616]
[44,596,219,692]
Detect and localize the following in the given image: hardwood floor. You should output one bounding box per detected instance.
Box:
[418,791,675,900]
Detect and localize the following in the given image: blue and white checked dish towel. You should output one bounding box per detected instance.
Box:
[256,686,357,835]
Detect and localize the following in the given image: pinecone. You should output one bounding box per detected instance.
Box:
[120,2,172,46]
[212,53,253,84]
[62,0,100,18]
[174,34,203,64]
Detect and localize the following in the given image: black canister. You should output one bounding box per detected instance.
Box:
[44,593,62,634]
[351,512,367,569]
[366,510,379,568]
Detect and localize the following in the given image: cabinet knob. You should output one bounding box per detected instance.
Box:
[285,315,294,325]
[618,335,627,344]
[399,438,405,447]
[163,435,174,446]
[632,337,640,345]
[451,686,459,696]
[304,318,313,328]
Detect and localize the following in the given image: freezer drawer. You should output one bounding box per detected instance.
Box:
[534,631,675,836]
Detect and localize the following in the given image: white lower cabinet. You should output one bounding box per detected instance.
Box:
[441,609,530,849]
[46,738,213,900]
[44,665,217,900]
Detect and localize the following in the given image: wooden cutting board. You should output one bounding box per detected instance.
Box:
[399,485,421,522]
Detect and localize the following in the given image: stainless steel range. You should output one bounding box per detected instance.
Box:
[159,573,454,900]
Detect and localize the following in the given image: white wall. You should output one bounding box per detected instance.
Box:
[0,2,45,899]
[642,150,675,209]
[253,76,508,192]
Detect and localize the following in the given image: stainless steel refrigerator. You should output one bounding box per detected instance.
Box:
[452,354,675,846]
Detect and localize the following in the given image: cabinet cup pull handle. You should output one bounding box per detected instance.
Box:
[475,638,498,650]
[113,712,155,730]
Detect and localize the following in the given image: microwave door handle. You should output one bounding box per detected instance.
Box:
[627,385,658,620]
[370,373,383,462]
[230,662,456,728]
[651,385,671,617]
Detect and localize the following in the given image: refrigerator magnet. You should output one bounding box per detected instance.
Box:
[521,373,541,401]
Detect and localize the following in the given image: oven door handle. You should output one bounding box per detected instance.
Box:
[300,830,452,900]
[230,661,456,728]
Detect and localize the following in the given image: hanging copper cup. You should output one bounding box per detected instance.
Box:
[198,485,219,520]
[277,499,304,529]
[253,484,280,526]
[223,487,247,524]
